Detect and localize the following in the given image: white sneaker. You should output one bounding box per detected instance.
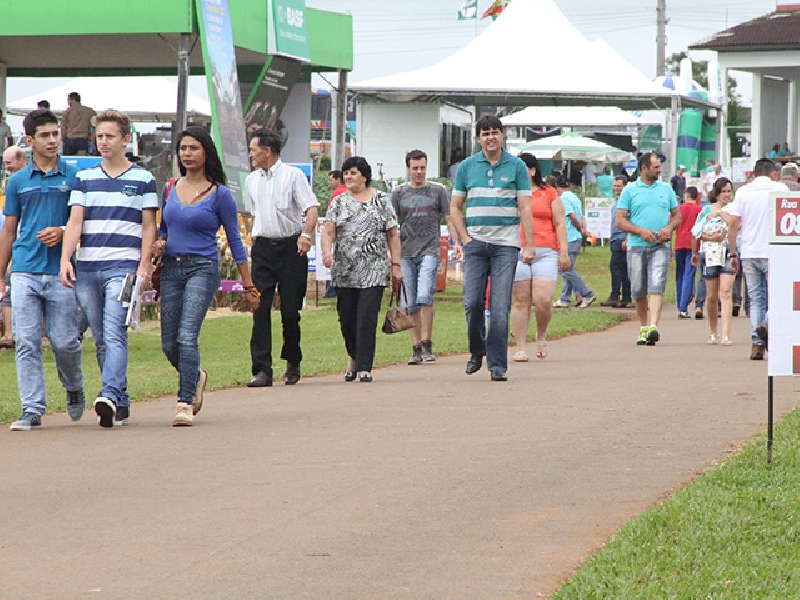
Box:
[552,300,571,308]
[579,294,597,308]
[172,402,194,427]
[193,369,208,415]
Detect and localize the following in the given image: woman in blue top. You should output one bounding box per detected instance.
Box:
[152,127,259,426]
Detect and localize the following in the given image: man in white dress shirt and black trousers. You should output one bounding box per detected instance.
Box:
[245,128,319,387]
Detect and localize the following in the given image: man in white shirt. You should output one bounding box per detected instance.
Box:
[245,128,319,387]
[728,158,789,361]
[704,163,722,197]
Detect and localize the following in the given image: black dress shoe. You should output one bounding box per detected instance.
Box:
[490,369,507,382]
[284,363,301,385]
[246,371,272,387]
[359,373,373,382]
[465,354,484,375]
[344,371,357,382]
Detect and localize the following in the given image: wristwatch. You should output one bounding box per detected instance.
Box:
[300,232,312,241]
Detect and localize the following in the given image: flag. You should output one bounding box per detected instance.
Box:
[457,0,477,20]
[481,0,510,20]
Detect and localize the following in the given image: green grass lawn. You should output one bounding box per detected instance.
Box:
[0,249,629,423]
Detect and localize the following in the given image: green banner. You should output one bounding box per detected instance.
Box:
[272,0,310,62]
[195,0,251,211]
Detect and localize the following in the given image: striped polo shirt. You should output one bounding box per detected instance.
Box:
[452,149,531,247]
[69,164,159,271]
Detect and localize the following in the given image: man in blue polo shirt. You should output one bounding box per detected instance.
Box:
[450,115,535,381]
[0,109,84,430]
[616,152,680,346]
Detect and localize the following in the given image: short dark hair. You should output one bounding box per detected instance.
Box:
[639,152,658,169]
[68,92,81,102]
[405,149,427,167]
[555,175,570,188]
[175,126,226,185]
[341,156,372,186]
[24,109,59,137]
[614,175,628,185]
[37,100,50,109]
[754,158,775,177]
[475,115,503,137]
[329,170,343,181]
[686,186,699,200]
[251,128,282,156]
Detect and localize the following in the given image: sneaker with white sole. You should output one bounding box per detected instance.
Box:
[552,300,571,308]
[66,389,85,421]
[579,294,597,309]
[94,396,116,428]
[193,369,208,415]
[115,405,130,427]
[10,412,42,431]
[172,402,194,427]
[636,327,648,346]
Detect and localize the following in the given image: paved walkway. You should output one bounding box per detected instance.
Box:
[1,310,796,599]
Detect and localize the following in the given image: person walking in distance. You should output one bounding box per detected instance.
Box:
[0,109,84,430]
[601,175,632,308]
[449,115,535,382]
[674,186,702,318]
[616,152,680,346]
[391,149,455,365]
[245,128,319,387]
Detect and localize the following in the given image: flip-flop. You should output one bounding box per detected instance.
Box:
[536,340,548,359]
[512,350,529,362]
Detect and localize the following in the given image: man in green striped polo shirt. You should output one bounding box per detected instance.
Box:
[450,115,535,381]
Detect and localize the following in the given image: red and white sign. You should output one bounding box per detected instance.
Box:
[769,192,800,375]
[770,192,800,243]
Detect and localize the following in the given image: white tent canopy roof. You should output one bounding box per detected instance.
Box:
[501,106,660,128]
[351,0,715,111]
[8,77,211,122]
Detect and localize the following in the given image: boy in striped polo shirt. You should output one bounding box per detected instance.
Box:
[60,110,158,427]
[450,115,535,381]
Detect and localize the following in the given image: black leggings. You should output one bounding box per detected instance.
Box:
[336,286,384,372]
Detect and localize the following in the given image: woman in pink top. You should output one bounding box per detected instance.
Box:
[511,154,570,361]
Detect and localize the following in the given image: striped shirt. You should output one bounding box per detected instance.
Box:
[452,150,530,247]
[69,164,158,271]
[245,160,319,239]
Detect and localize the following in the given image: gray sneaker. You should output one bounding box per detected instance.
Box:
[421,339,436,362]
[115,405,130,427]
[66,389,85,422]
[10,412,42,431]
[408,344,423,365]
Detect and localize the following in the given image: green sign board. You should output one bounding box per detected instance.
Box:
[272,0,310,62]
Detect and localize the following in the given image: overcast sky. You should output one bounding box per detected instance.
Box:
[5,0,779,112]
[305,0,778,98]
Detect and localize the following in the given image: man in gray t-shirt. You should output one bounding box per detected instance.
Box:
[391,149,456,365]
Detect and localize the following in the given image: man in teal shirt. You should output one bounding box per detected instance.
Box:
[450,115,534,382]
[616,152,680,346]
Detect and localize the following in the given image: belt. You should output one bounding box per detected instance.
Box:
[255,234,299,245]
[163,255,216,263]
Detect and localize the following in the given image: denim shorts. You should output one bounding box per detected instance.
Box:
[627,243,670,299]
[514,247,558,282]
[703,257,734,279]
[400,254,440,313]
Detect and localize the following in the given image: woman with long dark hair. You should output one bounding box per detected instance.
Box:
[691,176,735,345]
[152,127,259,426]
[321,156,403,382]
[510,154,570,360]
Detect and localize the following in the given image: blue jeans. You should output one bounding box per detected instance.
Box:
[609,239,630,301]
[400,254,439,313]
[674,249,695,312]
[10,273,83,416]
[462,240,517,372]
[559,239,593,302]
[76,269,133,407]
[742,258,768,346]
[160,257,220,404]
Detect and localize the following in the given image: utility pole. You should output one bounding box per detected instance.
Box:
[656,0,667,76]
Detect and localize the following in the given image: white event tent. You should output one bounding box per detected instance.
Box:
[8,77,211,123]
[349,0,720,178]
[501,106,658,128]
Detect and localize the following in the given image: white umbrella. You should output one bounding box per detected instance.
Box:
[515,132,630,163]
